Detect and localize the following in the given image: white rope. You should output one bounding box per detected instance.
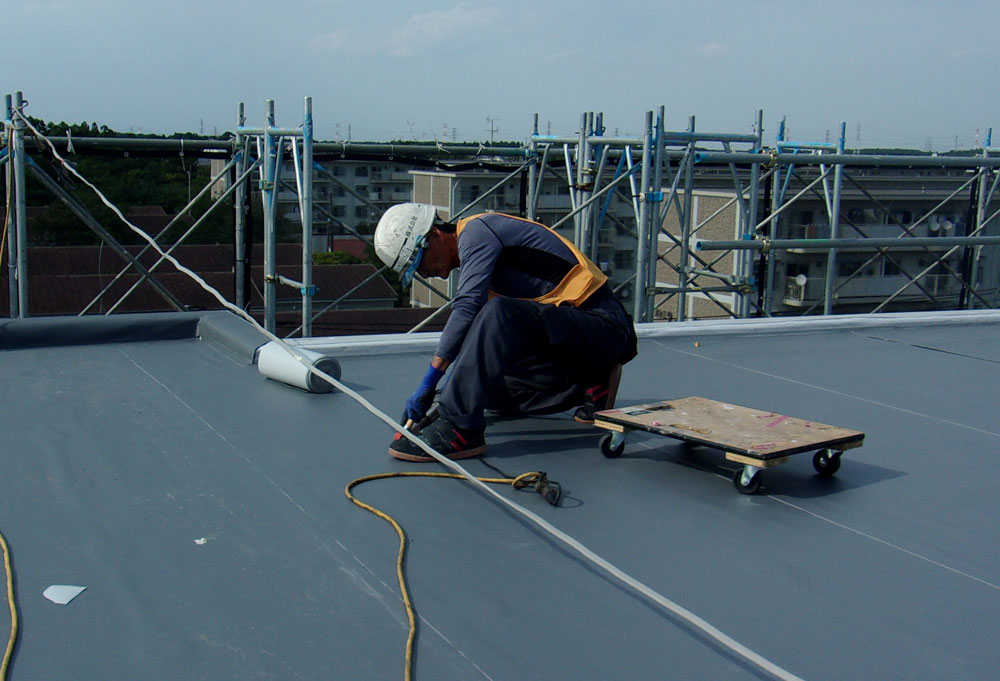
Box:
[17,111,806,681]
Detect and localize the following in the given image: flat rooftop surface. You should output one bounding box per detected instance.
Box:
[1,310,998,680]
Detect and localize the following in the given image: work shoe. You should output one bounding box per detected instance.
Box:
[389,417,487,462]
[573,364,622,424]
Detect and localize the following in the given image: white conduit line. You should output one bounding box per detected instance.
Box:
[19,113,805,681]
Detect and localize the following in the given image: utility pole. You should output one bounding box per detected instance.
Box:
[486,117,498,145]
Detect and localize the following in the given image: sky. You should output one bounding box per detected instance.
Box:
[7,0,1000,150]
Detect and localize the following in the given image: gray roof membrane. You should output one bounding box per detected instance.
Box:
[1,311,998,680]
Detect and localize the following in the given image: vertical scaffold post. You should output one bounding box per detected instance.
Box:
[676,115,696,322]
[645,106,665,322]
[301,96,314,337]
[263,100,277,333]
[822,122,847,315]
[764,117,786,315]
[4,94,17,318]
[740,109,764,318]
[633,111,653,322]
[527,113,539,222]
[234,102,247,310]
[967,128,992,309]
[589,111,607,261]
[574,112,588,248]
[12,92,28,317]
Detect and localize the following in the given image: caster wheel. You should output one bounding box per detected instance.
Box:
[812,449,841,477]
[599,433,625,458]
[732,468,762,495]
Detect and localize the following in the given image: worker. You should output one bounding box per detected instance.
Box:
[373,203,637,462]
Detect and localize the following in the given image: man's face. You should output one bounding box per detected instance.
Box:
[416,230,454,280]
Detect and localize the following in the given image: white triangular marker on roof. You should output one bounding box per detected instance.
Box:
[43,585,87,605]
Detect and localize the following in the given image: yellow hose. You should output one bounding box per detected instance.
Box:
[344,470,542,681]
[0,527,17,681]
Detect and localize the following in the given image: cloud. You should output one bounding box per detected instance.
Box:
[310,2,499,57]
[309,28,358,53]
[694,42,731,57]
[542,49,580,63]
[951,45,989,58]
[17,0,70,14]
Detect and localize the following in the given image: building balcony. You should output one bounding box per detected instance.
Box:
[370,171,415,184]
[782,273,959,305]
[782,222,956,246]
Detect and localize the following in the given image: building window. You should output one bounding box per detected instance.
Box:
[355,167,368,177]
[355,185,368,195]
[893,210,913,225]
[355,205,368,219]
[614,251,634,270]
[838,259,875,278]
[332,205,346,217]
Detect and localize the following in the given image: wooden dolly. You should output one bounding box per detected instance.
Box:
[592,396,865,494]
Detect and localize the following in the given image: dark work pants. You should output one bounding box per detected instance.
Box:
[437,295,630,431]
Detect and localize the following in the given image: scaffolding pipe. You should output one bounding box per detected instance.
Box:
[12,92,28,317]
[741,110,764,318]
[4,94,17,317]
[574,113,587,246]
[676,116,696,322]
[646,107,666,321]
[872,227,998,313]
[633,111,653,322]
[528,114,539,220]
[301,97,314,336]
[26,135,541,161]
[25,159,185,312]
[535,131,757,147]
[449,159,535,223]
[696,236,1000,251]
[529,142,549,220]
[823,123,847,315]
[790,168,976,315]
[234,103,248,309]
[696,150,1000,168]
[284,265,390,338]
[103,158,263,315]
[262,100,278,333]
[547,164,639,232]
[969,150,991,309]
[80,152,246,315]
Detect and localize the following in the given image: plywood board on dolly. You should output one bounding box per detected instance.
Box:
[592,397,865,494]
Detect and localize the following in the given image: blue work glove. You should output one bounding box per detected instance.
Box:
[404,364,445,422]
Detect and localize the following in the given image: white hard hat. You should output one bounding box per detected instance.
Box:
[373,203,439,287]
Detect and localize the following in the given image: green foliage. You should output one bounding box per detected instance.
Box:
[19,117,235,246]
[313,250,364,265]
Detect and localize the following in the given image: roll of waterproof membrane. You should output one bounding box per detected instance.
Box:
[257,341,342,393]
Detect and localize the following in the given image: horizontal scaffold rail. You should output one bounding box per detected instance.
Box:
[20,135,537,161]
[696,236,1000,251]
[695,150,1000,168]
[533,131,758,147]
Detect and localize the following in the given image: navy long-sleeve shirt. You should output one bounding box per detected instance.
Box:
[435,213,617,362]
